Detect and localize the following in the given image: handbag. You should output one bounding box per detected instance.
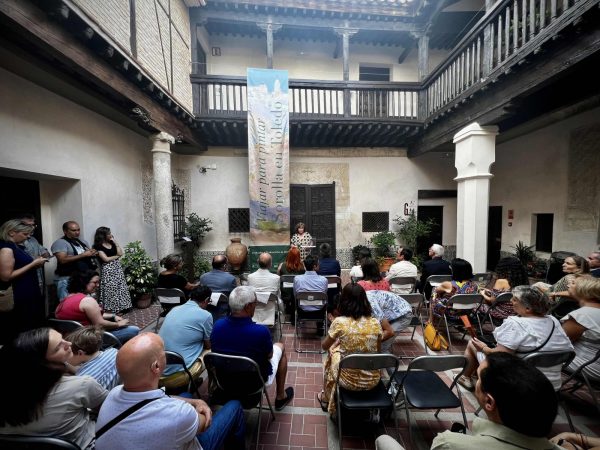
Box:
[0,285,14,312]
[423,321,448,351]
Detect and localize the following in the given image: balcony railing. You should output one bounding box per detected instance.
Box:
[190,0,594,126]
[191,75,420,121]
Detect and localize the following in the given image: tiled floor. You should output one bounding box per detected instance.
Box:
[125,306,600,450]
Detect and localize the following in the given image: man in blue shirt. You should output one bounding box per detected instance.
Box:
[159,285,213,376]
[211,286,294,410]
[200,255,238,320]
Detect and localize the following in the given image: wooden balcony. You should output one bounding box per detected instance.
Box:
[191,0,600,151]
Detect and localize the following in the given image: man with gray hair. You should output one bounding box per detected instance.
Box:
[419,243,451,299]
[247,252,280,296]
[210,286,294,410]
[588,250,600,278]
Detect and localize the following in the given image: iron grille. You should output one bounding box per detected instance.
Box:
[229,208,250,233]
[362,212,389,232]
[172,183,185,240]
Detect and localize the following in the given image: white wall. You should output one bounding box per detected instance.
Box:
[0,67,158,263]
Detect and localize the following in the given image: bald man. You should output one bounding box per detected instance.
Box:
[200,255,238,320]
[247,252,280,296]
[95,333,245,450]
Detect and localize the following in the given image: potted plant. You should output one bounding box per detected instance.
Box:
[370,231,397,272]
[393,211,436,269]
[351,244,371,265]
[512,241,535,266]
[120,241,158,309]
[182,213,213,280]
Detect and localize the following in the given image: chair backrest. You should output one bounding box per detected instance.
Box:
[253,293,278,326]
[208,292,228,307]
[399,293,425,311]
[426,275,452,286]
[494,291,513,304]
[524,350,576,369]
[163,350,197,391]
[473,272,492,283]
[388,276,416,292]
[339,353,400,372]
[280,274,296,288]
[101,331,122,349]
[0,434,81,450]
[203,352,266,407]
[48,318,83,336]
[295,291,328,309]
[154,288,186,305]
[449,293,483,310]
[325,275,342,290]
[407,355,467,373]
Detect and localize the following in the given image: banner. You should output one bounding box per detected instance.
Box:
[247,68,290,244]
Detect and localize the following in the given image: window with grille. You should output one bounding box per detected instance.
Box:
[229,208,250,233]
[362,212,389,232]
[172,183,185,240]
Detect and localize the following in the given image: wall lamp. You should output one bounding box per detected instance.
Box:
[197,164,217,174]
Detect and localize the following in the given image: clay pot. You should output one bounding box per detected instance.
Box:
[226,238,248,271]
[378,257,395,274]
[135,293,152,309]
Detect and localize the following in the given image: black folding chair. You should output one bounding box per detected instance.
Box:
[561,348,600,414]
[0,434,80,449]
[399,293,426,340]
[101,331,122,349]
[336,354,400,450]
[48,318,83,335]
[294,291,328,353]
[153,288,187,331]
[392,355,468,446]
[204,352,275,450]
[159,350,200,395]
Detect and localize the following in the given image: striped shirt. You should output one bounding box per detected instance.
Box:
[76,348,120,390]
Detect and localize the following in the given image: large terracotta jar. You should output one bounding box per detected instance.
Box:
[226,238,248,271]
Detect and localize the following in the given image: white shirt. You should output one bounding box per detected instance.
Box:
[247,268,280,296]
[386,260,418,294]
[562,306,600,380]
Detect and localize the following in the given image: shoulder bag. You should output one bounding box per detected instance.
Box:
[423,321,449,351]
[95,397,160,439]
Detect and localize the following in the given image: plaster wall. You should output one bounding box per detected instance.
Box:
[0,68,158,265]
[173,148,456,252]
[491,108,600,257]
[204,33,448,82]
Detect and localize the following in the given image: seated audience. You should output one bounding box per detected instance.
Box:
[385,247,418,294]
[319,283,382,416]
[459,286,573,391]
[432,353,564,449]
[480,256,529,321]
[158,253,199,294]
[159,285,213,376]
[561,276,600,381]
[349,246,371,280]
[430,258,478,320]
[0,328,107,448]
[358,258,391,292]
[588,250,600,278]
[536,255,590,317]
[247,252,280,296]
[419,243,451,298]
[366,290,413,354]
[65,325,120,390]
[210,286,294,410]
[316,243,341,277]
[199,255,237,296]
[293,255,328,312]
[276,246,305,315]
[95,333,245,450]
[55,270,140,343]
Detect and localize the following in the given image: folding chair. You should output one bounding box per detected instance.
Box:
[48,318,83,335]
[101,331,122,349]
[336,353,400,450]
[159,350,202,395]
[203,352,275,450]
[253,292,283,340]
[524,350,577,431]
[392,355,468,446]
[388,276,416,294]
[473,272,493,287]
[153,288,187,331]
[561,348,600,414]
[280,274,296,323]
[433,293,483,352]
[207,292,229,322]
[425,274,452,301]
[325,275,342,309]
[479,291,513,331]
[294,291,328,353]
[0,434,80,449]
[399,293,426,340]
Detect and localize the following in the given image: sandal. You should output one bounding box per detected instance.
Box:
[316,391,328,412]
[275,387,294,411]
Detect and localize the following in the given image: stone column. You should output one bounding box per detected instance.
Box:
[257,21,282,69]
[150,132,175,261]
[453,123,498,273]
[411,31,430,81]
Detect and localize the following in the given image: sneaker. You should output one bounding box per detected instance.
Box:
[457,375,474,391]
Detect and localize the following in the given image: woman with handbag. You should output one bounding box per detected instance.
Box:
[458,286,573,391]
[0,220,49,343]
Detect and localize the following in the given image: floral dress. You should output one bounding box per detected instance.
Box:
[322,315,382,415]
[431,280,479,318]
[290,232,313,260]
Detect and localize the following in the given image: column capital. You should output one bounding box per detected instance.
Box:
[150,132,175,145]
[410,29,430,40]
[333,27,358,38]
[453,122,498,144]
[257,21,282,34]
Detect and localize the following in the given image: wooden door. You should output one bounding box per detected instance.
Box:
[487,206,503,270]
[290,183,336,256]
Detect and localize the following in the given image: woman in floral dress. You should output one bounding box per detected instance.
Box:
[430,258,479,320]
[318,283,382,416]
[290,222,314,260]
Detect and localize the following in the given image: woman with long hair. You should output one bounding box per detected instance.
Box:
[318,283,382,416]
[0,328,107,447]
[93,226,132,313]
[277,246,306,315]
[538,255,590,317]
[55,270,140,344]
[358,258,391,292]
[0,220,49,342]
[480,256,529,321]
[430,258,479,320]
[157,253,199,294]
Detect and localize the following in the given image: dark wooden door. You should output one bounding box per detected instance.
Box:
[487,206,503,271]
[416,206,443,259]
[291,183,336,256]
